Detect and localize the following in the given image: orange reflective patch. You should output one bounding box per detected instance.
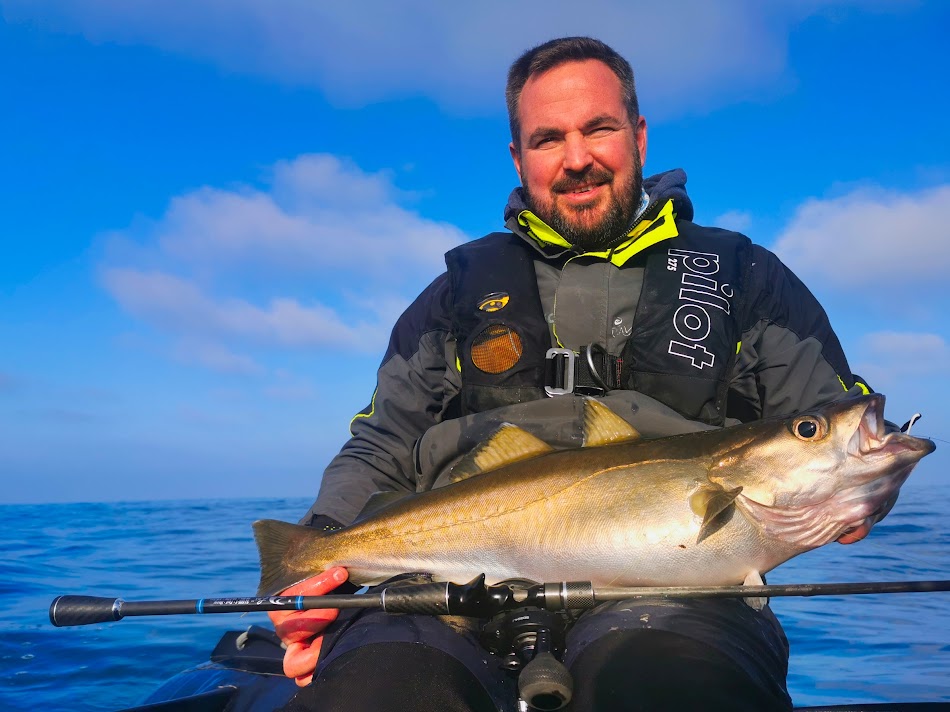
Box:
[471,325,523,374]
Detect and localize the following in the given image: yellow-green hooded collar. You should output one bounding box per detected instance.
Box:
[516,197,679,267]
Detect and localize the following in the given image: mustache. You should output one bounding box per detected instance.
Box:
[551,168,614,193]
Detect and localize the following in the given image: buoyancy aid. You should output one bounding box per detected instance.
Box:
[446,209,753,426]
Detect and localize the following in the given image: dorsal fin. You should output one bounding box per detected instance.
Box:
[448,423,554,483]
[690,483,743,544]
[583,398,641,447]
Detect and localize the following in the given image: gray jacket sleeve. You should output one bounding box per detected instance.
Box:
[728,245,867,421]
[301,274,459,526]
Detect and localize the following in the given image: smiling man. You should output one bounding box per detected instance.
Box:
[511,58,647,252]
[268,38,880,712]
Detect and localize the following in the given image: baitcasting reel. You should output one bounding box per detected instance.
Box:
[480,606,574,711]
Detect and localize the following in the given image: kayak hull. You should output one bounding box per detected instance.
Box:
[122,627,298,712]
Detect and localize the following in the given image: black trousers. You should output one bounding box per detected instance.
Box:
[280,596,792,712]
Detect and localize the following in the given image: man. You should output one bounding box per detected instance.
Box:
[269,37,881,711]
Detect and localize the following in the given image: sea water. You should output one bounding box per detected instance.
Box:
[2,480,949,711]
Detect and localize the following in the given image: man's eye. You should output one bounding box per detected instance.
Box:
[589,127,614,137]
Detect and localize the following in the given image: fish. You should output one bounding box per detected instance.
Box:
[253,394,934,595]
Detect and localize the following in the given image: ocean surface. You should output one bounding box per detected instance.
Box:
[2,480,949,711]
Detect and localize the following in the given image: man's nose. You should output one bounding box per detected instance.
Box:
[562,133,594,172]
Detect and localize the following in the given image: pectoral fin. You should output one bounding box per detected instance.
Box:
[691,484,743,544]
[448,423,554,483]
[583,398,641,447]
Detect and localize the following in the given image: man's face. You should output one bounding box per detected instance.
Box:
[510,59,647,251]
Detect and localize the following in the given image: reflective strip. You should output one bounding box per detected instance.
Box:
[736,341,741,355]
[349,387,378,435]
[837,376,871,395]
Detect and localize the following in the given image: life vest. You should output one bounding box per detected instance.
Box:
[445,219,752,426]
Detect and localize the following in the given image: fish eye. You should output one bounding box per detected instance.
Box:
[792,416,825,441]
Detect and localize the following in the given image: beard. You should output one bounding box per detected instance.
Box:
[524,147,643,252]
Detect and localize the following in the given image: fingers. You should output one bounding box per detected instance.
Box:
[837,519,872,545]
[274,607,340,644]
[267,567,349,631]
[276,568,347,686]
[281,567,350,597]
[283,637,324,687]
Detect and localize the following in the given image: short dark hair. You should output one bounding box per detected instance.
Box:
[506,37,639,149]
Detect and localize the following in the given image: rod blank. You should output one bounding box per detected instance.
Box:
[49,579,950,628]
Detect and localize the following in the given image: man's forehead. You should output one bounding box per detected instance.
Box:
[518,60,627,127]
[521,60,623,106]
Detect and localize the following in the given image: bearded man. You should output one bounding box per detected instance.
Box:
[268,37,877,712]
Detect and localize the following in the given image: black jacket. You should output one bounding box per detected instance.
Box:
[303,170,865,526]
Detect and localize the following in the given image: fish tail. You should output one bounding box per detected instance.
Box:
[253,519,331,596]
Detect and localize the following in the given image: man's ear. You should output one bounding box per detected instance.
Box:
[509,142,523,182]
[636,115,648,166]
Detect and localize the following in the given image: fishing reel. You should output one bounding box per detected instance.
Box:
[479,583,575,711]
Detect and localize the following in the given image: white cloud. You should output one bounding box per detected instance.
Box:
[851,331,950,403]
[1,0,913,116]
[857,331,950,377]
[173,342,263,376]
[154,155,462,280]
[772,184,950,289]
[102,268,389,353]
[713,210,753,233]
[100,153,464,370]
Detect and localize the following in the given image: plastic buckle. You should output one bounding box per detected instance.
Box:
[545,348,575,397]
[575,343,609,397]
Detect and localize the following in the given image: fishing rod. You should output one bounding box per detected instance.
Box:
[49,576,950,627]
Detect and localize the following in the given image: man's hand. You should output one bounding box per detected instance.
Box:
[837,493,898,545]
[268,567,349,687]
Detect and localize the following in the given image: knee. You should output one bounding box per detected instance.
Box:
[281,642,503,712]
[565,629,791,712]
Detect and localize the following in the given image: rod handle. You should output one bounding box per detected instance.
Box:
[49,595,123,627]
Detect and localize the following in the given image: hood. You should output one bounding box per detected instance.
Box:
[644,169,692,222]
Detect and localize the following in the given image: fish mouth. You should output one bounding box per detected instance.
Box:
[848,395,935,464]
[849,396,886,462]
[738,395,934,549]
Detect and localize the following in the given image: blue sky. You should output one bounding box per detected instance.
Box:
[2,1,948,505]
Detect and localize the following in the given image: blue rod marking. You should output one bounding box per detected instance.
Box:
[296,595,304,610]
[197,599,204,614]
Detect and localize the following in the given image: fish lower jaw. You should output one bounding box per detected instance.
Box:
[855,432,935,463]
[738,491,886,550]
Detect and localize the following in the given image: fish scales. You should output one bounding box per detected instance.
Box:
[254,395,934,595]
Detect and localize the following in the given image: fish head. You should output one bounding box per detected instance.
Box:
[709,394,935,548]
